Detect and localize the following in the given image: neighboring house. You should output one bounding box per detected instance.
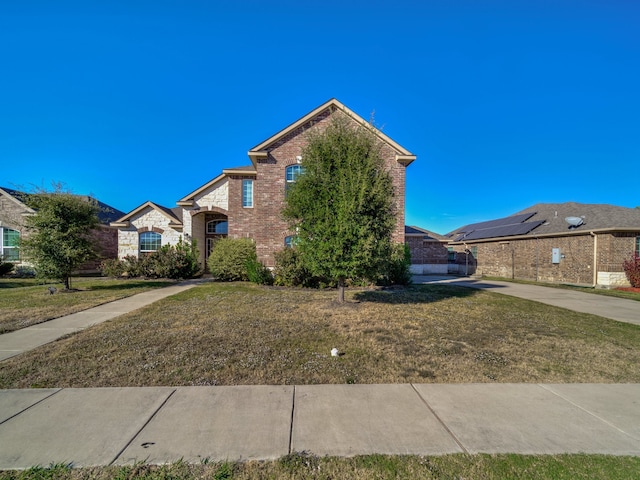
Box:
[405,226,450,275]
[0,186,124,271]
[437,202,640,288]
[111,99,416,269]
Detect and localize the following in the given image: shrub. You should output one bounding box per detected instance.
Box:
[246,257,274,285]
[13,265,36,278]
[379,243,412,286]
[273,248,321,288]
[623,254,640,287]
[207,238,256,281]
[0,256,14,276]
[153,238,201,279]
[100,258,125,278]
[100,239,201,280]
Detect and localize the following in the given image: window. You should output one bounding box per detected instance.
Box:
[139,231,161,254]
[242,179,253,208]
[207,220,228,235]
[284,235,294,248]
[285,164,303,196]
[286,165,303,183]
[1,228,19,261]
[447,247,456,263]
[636,236,640,255]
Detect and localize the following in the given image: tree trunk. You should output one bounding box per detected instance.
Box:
[337,277,345,303]
[64,276,71,290]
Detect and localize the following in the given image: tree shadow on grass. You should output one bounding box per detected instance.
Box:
[353,284,479,305]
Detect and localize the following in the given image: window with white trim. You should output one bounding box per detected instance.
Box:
[242,179,253,208]
[286,165,303,184]
[0,227,19,261]
[140,231,161,254]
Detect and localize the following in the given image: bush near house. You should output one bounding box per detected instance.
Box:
[0,256,14,276]
[623,254,640,287]
[100,239,200,280]
[273,244,412,289]
[273,247,323,288]
[207,238,257,281]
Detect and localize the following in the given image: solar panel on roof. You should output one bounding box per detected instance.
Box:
[460,220,545,240]
[464,212,536,231]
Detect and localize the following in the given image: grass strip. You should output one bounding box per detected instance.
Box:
[1,453,639,479]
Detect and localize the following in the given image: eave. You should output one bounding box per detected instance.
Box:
[247,98,416,167]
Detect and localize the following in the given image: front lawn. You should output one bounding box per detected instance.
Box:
[1,282,639,388]
[0,277,175,334]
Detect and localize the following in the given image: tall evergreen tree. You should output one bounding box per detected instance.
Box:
[283,114,396,302]
[22,185,101,289]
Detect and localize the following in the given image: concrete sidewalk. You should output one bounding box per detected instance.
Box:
[0,383,639,468]
[1,277,640,469]
[0,280,203,362]
[414,275,640,326]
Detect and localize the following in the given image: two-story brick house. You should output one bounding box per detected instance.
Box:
[111,99,416,269]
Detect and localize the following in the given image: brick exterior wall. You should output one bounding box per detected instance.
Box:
[450,231,639,286]
[227,108,408,267]
[406,236,449,274]
[114,104,411,270]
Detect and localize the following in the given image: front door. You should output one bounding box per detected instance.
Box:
[204,218,228,267]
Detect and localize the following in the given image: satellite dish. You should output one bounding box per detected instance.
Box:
[565,216,585,229]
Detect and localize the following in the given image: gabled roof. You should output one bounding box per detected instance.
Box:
[405,225,446,241]
[247,98,416,167]
[0,186,34,213]
[177,167,256,207]
[447,202,640,243]
[1,186,124,224]
[111,201,183,229]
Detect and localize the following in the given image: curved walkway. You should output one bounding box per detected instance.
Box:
[0,277,639,468]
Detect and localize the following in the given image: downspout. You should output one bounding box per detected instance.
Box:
[590,231,597,287]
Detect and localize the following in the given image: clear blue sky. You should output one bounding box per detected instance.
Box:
[2,0,639,234]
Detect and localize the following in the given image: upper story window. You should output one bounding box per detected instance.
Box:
[284,235,294,248]
[140,231,161,254]
[286,165,303,184]
[207,220,228,235]
[242,179,253,208]
[0,227,20,261]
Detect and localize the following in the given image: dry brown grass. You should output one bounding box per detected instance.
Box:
[0,278,174,334]
[1,282,639,388]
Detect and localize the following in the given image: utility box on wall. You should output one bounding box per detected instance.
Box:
[552,248,561,264]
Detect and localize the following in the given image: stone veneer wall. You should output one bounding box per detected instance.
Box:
[117,209,182,259]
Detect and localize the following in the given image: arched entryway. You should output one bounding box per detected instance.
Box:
[205,214,228,266]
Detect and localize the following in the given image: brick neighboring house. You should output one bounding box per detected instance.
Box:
[0,186,124,271]
[435,202,640,288]
[111,99,416,269]
[405,226,450,275]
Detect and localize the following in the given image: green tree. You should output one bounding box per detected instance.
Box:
[21,185,101,289]
[282,114,396,302]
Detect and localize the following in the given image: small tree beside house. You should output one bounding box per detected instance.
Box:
[282,115,397,303]
[21,186,101,290]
